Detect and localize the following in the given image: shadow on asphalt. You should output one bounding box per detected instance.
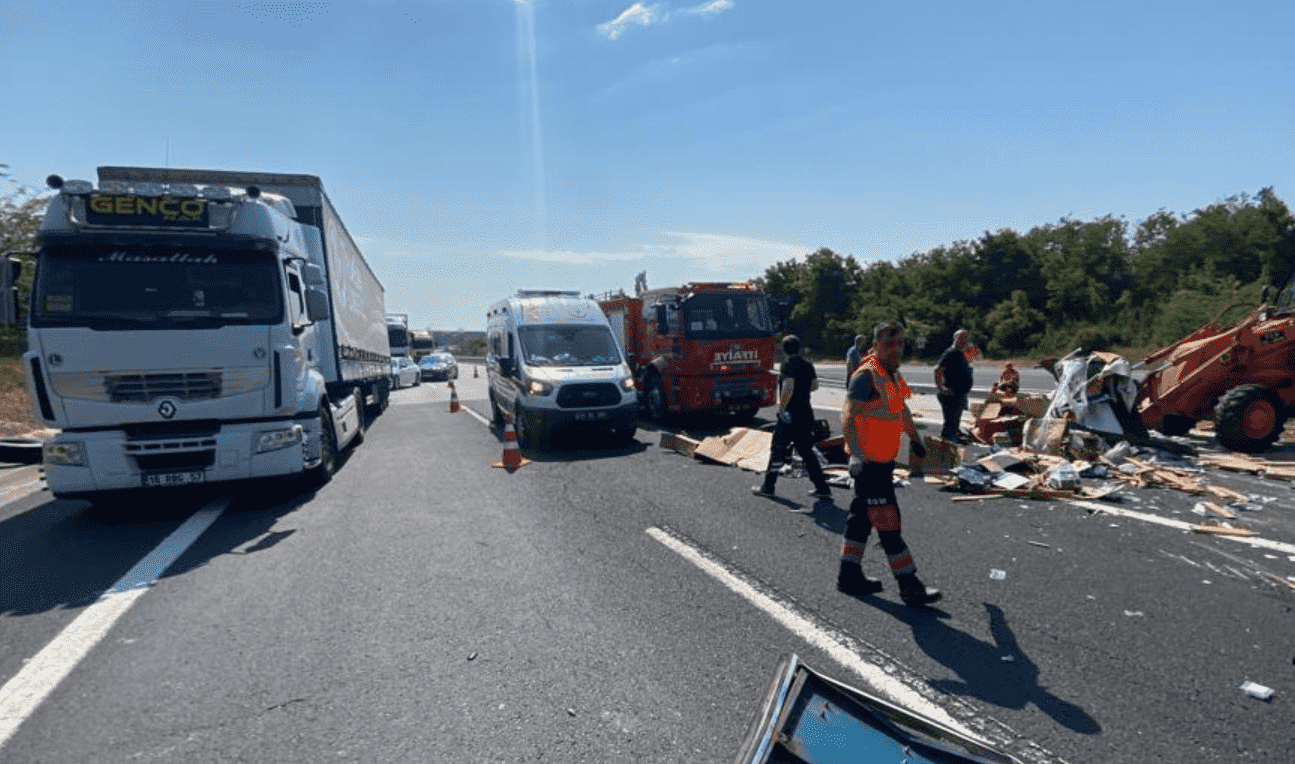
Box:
[0,446,361,618]
[857,598,1103,735]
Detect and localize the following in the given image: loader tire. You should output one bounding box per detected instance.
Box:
[1214,385,1285,454]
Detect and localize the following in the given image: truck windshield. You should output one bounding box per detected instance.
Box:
[518,325,622,366]
[682,294,772,339]
[32,242,284,329]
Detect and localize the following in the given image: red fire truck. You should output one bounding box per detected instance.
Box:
[598,279,781,422]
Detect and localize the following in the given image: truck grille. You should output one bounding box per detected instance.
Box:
[106,372,222,402]
[125,438,218,471]
[556,383,621,409]
[48,368,269,403]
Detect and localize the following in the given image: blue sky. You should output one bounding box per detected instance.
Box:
[3,0,1292,331]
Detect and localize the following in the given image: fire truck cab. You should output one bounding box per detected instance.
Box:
[600,280,779,423]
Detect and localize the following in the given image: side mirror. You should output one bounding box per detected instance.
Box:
[777,301,790,333]
[305,288,329,322]
[626,352,637,368]
[655,304,669,335]
[499,357,515,376]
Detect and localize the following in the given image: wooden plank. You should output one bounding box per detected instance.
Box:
[1200,501,1236,520]
[1205,484,1250,502]
[1190,524,1255,537]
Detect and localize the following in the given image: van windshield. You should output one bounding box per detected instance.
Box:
[518,324,622,366]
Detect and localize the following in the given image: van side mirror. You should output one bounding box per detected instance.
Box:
[655,304,669,335]
[305,288,329,322]
[499,357,515,376]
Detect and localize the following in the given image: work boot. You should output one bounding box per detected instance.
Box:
[837,564,884,596]
[751,484,775,498]
[808,485,832,499]
[897,574,942,606]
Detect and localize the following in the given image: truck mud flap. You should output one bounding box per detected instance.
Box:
[734,653,1021,764]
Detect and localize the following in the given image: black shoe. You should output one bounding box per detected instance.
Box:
[899,583,943,607]
[808,486,832,499]
[751,485,775,498]
[837,567,884,596]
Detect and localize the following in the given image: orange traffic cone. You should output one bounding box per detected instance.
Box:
[448,381,460,413]
[492,413,530,470]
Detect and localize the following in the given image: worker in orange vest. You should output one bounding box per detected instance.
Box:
[838,320,941,606]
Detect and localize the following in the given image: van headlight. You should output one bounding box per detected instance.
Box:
[527,378,553,396]
[620,377,635,391]
[44,441,86,466]
[255,425,303,453]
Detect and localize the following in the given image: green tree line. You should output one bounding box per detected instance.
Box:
[756,188,1295,361]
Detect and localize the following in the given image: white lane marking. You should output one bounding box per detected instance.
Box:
[645,525,987,743]
[1067,499,1295,556]
[0,496,231,749]
[462,405,490,427]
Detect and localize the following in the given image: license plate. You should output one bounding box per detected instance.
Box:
[574,411,608,421]
[143,470,205,488]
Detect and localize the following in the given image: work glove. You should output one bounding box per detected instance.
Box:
[778,410,791,424]
[848,454,863,481]
[910,438,927,459]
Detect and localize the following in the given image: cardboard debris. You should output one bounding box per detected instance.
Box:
[659,431,701,458]
[693,427,772,472]
[922,436,963,474]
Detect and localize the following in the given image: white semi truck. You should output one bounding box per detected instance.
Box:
[25,166,390,502]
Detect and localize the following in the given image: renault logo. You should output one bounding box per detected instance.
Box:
[157,399,178,419]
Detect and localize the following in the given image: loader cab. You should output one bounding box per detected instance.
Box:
[486,290,639,449]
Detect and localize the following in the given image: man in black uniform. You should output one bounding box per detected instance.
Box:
[753,334,832,499]
[935,329,975,443]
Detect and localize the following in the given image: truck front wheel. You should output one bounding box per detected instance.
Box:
[308,405,338,487]
[645,374,669,423]
[1215,385,1286,453]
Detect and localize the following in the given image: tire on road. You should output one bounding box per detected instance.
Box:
[1215,384,1285,453]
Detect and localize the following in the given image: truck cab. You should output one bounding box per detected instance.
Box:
[486,290,638,448]
[600,281,779,422]
[26,169,385,502]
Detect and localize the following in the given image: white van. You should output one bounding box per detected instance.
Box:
[486,290,639,448]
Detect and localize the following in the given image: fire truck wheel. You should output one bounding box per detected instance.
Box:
[1215,384,1285,453]
[645,374,669,422]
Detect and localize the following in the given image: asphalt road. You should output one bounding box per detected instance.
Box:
[2,372,1293,763]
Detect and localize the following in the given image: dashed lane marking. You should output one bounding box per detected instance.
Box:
[1067,499,1295,556]
[0,496,231,750]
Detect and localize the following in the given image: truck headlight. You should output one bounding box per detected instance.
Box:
[255,425,303,453]
[44,442,86,466]
[527,378,553,396]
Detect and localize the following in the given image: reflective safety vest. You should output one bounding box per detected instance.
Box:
[844,355,911,463]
